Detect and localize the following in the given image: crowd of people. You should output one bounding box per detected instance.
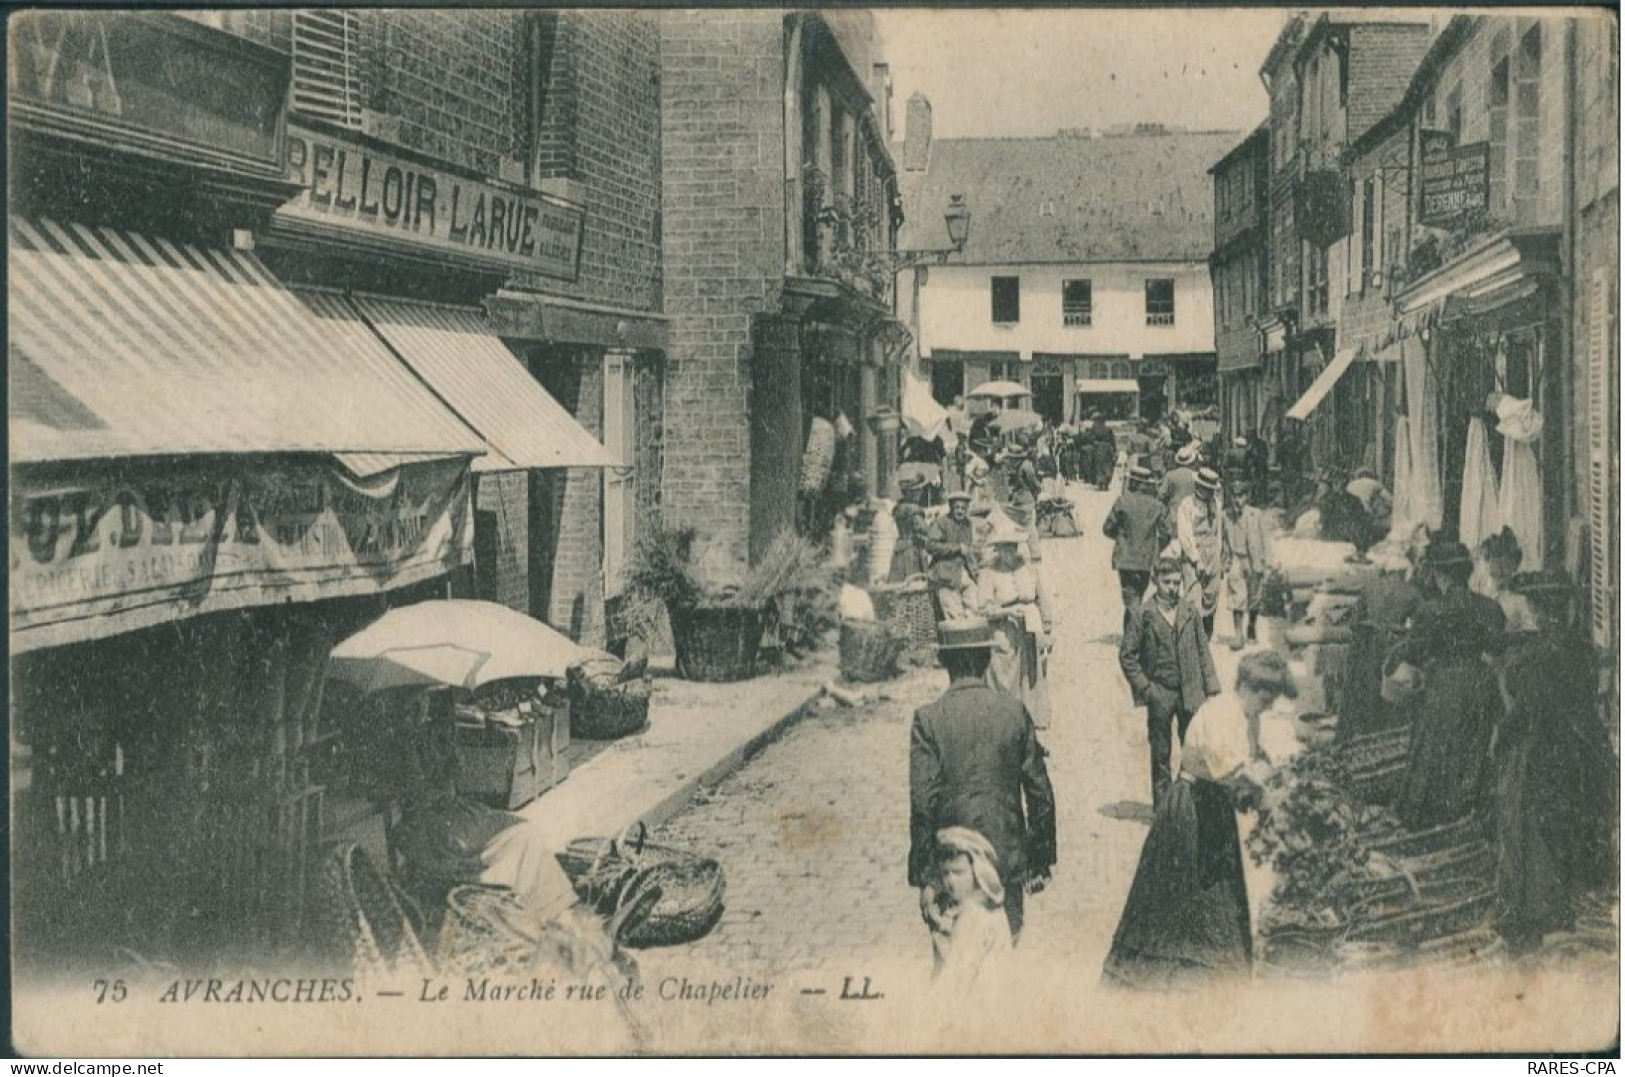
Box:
[900,406,1616,995]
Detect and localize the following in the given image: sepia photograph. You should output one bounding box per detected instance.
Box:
[6,4,1620,1057]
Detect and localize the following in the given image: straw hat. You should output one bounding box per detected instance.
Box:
[946,490,972,504]
[1195,467,1221,492]
[1175,443,1200,467]
[936,617,996,651]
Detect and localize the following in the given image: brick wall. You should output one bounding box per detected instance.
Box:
[376,11,520,177]
[513,12,663,313]
[659,10,789,567]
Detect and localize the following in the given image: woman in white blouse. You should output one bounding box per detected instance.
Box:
[1102,651,1299,990]
[976,517,1054,728]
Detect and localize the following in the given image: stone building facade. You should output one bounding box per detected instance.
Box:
[659,11,907,567]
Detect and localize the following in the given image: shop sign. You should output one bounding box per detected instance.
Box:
[7,11,286,167]
[1419,130,1490,227]
[279,123,585,281]
[10,459,473,652]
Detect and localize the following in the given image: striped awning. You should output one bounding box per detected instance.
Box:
[8,218,487,465]
[350,296,619,471]
[1285,348,1358,421]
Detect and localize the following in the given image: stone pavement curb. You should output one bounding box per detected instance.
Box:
[633,687,826,834]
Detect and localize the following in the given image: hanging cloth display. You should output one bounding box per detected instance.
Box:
[1495,395,1544,570]
[1458,416,1503,551]
[1403,336,1445,532]
[1389,417,1416,541]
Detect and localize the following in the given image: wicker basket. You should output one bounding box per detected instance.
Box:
[556,823,726,949]
[312,842,434,990]
[839,620,905,683]
[871,582,938,648]
[568,664,652,740]
[670,605,766,683]
[436,885,541,978]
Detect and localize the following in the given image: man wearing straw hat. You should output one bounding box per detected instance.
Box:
[910,617,1057,941]
[1176,467,1227,639]
[1159,441,1201,515]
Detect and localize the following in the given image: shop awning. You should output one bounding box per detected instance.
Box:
[1285,348,1358,421]
[8,218,487,465]
[349,296,620,471]
[1076,379,1141,394]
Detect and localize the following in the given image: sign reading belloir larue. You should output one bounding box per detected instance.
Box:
[279,122,584,280]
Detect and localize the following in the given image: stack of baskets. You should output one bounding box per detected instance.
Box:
[1260,815,1504,977]
[838,619,905,683]
[556,822,725,949]
[1339,725,1411,804]
[870,580,938,650]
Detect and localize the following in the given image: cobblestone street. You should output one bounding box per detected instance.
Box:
[645,481,1155,983]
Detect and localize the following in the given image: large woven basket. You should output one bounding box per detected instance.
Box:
[556,823,725,949]
[568,662,652,740]
[871,582,938,648]
[1339,725,1412,804]
[839,620,905,683]
[670,605,766,683]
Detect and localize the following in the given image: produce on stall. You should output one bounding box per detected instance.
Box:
[1248,740,1508,976]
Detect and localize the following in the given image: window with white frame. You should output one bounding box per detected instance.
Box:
[1062,279,1093,326]
[1145,278,1175,326]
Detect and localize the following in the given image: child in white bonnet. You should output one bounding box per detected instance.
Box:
[926,826,1013,992]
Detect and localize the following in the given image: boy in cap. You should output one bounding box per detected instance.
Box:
[910,617,1057,940]
[1119,558,1222,808]
[1103,465,1168,618]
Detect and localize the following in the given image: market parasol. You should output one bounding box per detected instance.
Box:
[966,380,1031,401]
[327,599,592,695]
[989,408,1044,434]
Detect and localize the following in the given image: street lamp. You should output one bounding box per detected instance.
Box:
[891,193,971,272]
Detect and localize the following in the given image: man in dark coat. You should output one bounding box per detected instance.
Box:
[1089,413,1117,490]
[1119,558,1222,808]
[1103,465,1168,618]
[925,491,978,618]
[910,617,1057,941]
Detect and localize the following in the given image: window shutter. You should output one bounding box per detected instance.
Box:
[1589,269,1614,647]
[602,354,633,597]
[292,10,364,128]
[1372,170,1384,275]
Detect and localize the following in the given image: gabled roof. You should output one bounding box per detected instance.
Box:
[896,129,1242,265]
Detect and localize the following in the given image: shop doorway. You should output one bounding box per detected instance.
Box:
[931,359,964,406]
[1030,372,1064,426]
[1138,376,1169,423]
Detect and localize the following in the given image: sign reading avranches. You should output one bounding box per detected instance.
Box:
[278,122,585,280]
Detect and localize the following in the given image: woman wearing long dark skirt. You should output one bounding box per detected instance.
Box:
[1493,570,1618,953]
[1394,539,1507,829]
[1102,652,1298,990]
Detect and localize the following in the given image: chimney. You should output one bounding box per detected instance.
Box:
[871,62,892,145]
[903,92,932,172]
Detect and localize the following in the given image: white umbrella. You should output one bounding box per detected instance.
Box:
[327,599,592,695]
[966,380,1031,400]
